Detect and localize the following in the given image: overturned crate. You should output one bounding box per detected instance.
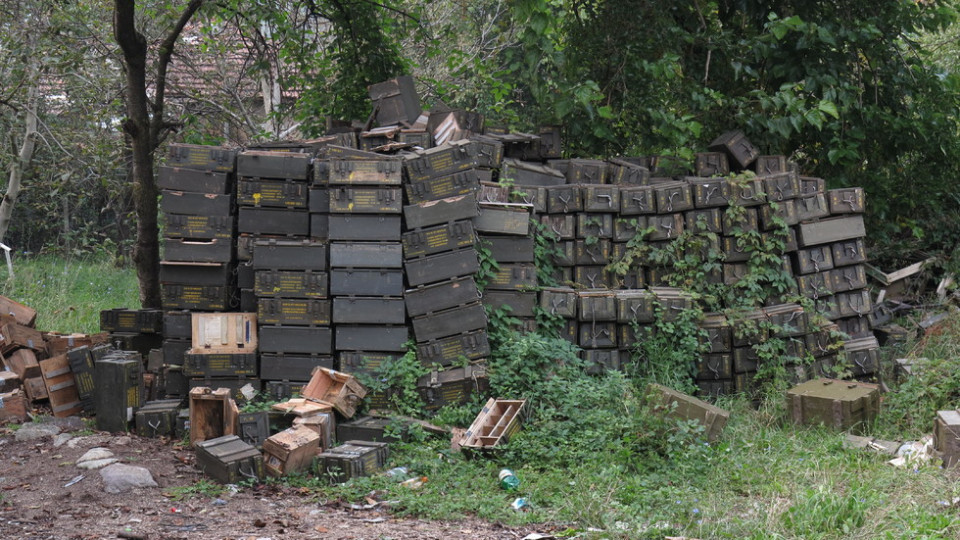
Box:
[460,398,527,453]
[647,383,730,442]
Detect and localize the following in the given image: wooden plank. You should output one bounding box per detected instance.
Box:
[0,295,37,327]
[39,354,82,417]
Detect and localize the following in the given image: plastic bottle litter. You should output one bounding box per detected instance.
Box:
[385,466,410,478]
[499,469,520,490]
[401,476,427,489]
[511,497,531,511]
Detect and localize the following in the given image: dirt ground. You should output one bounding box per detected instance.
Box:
[0,419,542,540]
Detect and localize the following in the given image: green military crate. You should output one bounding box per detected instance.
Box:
[481,290,537,317]
[546,185,584,213]
[607,158,650,185]
[167,143,237,172]
[329,187,402,214]
[694,152,729,177]
[254,270,328,299]
[405,169,482,204]
[158,166,232,194]
[761,171,801,202]
[647,383,730,442]
[582,184,620,213]
[708,130,759,169]
[328,158,403,185]
[696,353,734,381]
[793,245,835,275]
[688,176,731,208]
[237,411,271,449]
[540,214,576,239]
[183,352,258,378]
[474,203,532,236]
[237,178,308,208]
[403,194,479,230]
[486,263,537,291]
[336,417,408,444]
[787,378,880,432]
[831,239,868,267]
[195,434,265,484]
[619,185,657,215]
[94,352,144,433]
[418,363,489,411]
[539,287,577,319]
[404,277,481,317]
[135,399,183,438]
[828,187,866,214]
[576,214,614,239]
[257,298,331,326]
[100,308,163,334]
[652,180,694,213]
[402,221,476,259]
[412,302,487,342]
[578,290,617,322]
[315,440,390,484]
[797,215,866,247]
[236,150,311,180]
[416,330,491,367]
[164,214,235,240]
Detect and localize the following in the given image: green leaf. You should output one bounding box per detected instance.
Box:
[818,100,840,119]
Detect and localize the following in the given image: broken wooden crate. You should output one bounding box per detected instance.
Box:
[189,387,238,446]
[460,398,527,452]
[301,367,367,418]
[263,424,321,476]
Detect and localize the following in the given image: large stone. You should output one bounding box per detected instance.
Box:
[99,464,158,494]
[14,423,61,442]
[77,447,118,470]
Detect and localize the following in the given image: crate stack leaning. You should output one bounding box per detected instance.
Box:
[0,298,44,417]
[401,140,499,411]
[158,144,240,405]
[323,146,408,407]
[236,149,329,401]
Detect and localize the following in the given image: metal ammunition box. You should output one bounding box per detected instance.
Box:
[694,152,729,177]
[94,353,144,433]
[787,378,879,432]
[237,178,308,208]
[327,158,403,185]
[259,354,334,381]
[607,158,650,185]
[685,208,722,234]
[412,302,488,342]
[161,190,234,217]
[237,151,311,180]
[403,248,479,287]
[829,265,867,293]
[619,185,657,215]
[797,215,866,247]
[474,203,532,236]
[158,166,232,194]
[259,326,333,355]
[843,336,880,377]
[652,180,695,213]
[418,363,489,411]
[257,298,331,326]
[574,239,611,265]
[184,352,258,378]
[330,268,404,296]
[329,242,402,269]
[404,194,479,230]
[237,411,271,449]
[793,245,835,275]
[831,239,868,267]
[417,330,490,367]
[798,272,834,298]
[761,172,801,202]
[404,169,482,204]
[369,75,421,126]
[540,287,577,318]
[195,434,265,484]
[487,263,537,291]
[254,270,328,298]
[794,193,831,222]
[100,309,163,334]
[509,185,547,213]
[759,199,799,230]
[828,188,865,214]
[540,214,576,239]
[721,207,759,236]
[261,380,306,401]
[499,158,566,186]
[708,130,758,169]
[578,321,617,348]
[135,399,182,438]
[308,188,329,213]
[546,185,584,213]
[755,155,787,175]
[647,213,685,241]
[482,290,537,317]
[582,184,620,213]
[480,235,535,263]
[728,177,766,207]
[238,207,309,236]
[328,187,402,214]
[167,143,237,172]
[252,238,328,270]
[697,353,734,380]
[613,217,646,242]
[402,221,475,259]
[335,325,408,352]
[315,440,390,483]
[565,159,607,184]
[164,238,234,263]
[328,214,401,241]
[161,284,234,311]
[574,265,615,289]
[583,349,621,374]
[578,290,617,322]
[333,297,406,325]
[817,289,872,320]
[577,214,614,239]
[404,277,480,317]
[164,214,234,240]
[687,177,731,208]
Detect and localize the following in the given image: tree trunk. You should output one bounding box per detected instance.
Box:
[114,0,204,308]
[0,80,39,245]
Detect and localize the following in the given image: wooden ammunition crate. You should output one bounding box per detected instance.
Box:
[257,298,331,326]
[336,416,409,444]
[405,169,482,204]
[404,248,479,287]
[195,434,265,483]
[577,213,614,239]
[416,330,490,367]
[237,150,311,180]
[708,130,758,169]
[696,353,734,380]
[487,263,537,291]
[402,221,476,259]
[254,270,328,298]
[164,238,234,264]
[404,277,481,318]
[787,378,879,432]
[831,239,867,267]
[264,425,321,476]
[619,185,657,215]
[793,245,835,275]
[39,354,82,417]
[509,185,547,213]
[759,199,798,230]
[700,313,733,353]
[159,262,233,287]
[404,141,480,182]
[582,184,620,213]
[161,190,234,217]
[238,207,309,236]
[578,290,617,322]
[648,383,729,442]
[189,387,238,446]
[328,214,401,241]
[335,325,408,352]
[412,302,488,342]
[403,194,479,230]
[761,171,801,202]
[369,75,421,126]
[0,323,44,355]
[607,158,650,185]
[135,399,182,438]
[328,187,402,214]
[694,152,729,177]
[574,239,612,265]
[330,268,404,296]
[236,411,270,449]
[328,158,403,185]
[183,352,258,378]
[330,242,402,268]
[191,313,256,353]
[338,351,402,376]
[797,215,866,247]
[935,411,960,467]
[166,143,237,172]
[646,213,684,241]
[418,363,489,411]
[828,188,865,214]
[687,176,731,208]
[237,178,308,208]
[99,309,163,334]
[251,238,328,271]
[260,353,333,381]
[499,158,566,186]
[0,295,37,327]
[546,185,583,213]
[615,290,655,324]
[474,203,532,236]
[259,326,333,355]
[480,235,535,263]
[540,287,577,319]
[315,440,390,483]
[578,321,617,348]
[652,180,694,213]
[481,290,537,317]
[158,166,232,194]
[843,336,881,377]
[333,297,406,325]
[95,353,144,433]
[2,348,41,379]
[583,348,621,374]
[303,367,367,418]
[461,398,527,451]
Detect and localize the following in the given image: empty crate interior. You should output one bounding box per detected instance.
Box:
[464,399,525,447]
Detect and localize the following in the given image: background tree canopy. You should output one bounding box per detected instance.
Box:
[0,0,958,274]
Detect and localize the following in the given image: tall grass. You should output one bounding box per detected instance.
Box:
[0,255,139,333]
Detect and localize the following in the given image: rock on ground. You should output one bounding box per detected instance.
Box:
[99,463,158,493]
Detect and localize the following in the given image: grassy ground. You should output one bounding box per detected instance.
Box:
[5,256,960,538]
[0,255,140,333]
